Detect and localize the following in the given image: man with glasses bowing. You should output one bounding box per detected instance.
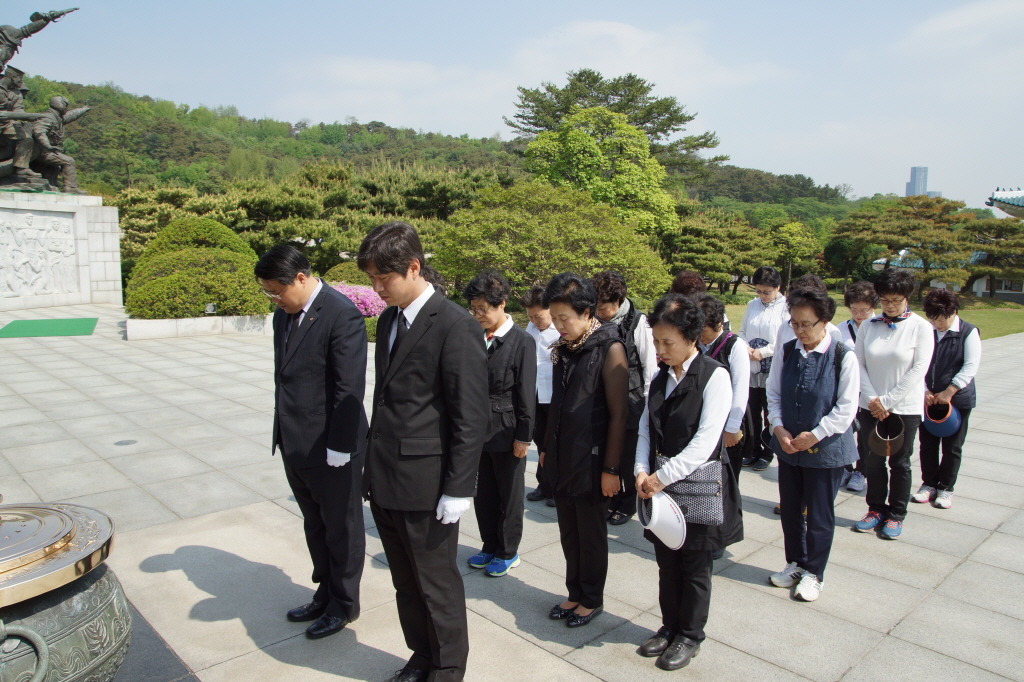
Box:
[255,245,369,640]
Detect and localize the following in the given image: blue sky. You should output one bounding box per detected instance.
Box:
[12,0,1021,209]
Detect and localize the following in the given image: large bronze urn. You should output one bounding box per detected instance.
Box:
[0,503,130,682]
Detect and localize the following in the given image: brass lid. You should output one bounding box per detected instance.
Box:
[0,504,114,608]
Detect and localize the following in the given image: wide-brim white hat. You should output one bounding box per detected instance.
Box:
[637,492,686,550]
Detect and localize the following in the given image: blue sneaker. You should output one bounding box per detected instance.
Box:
[881,519,903,540]
[485,555,521,577]
[855,511,885,532]
[467,551,495,569]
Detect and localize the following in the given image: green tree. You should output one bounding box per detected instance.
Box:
[772,221,820,291]
[506,68,727,181]
[960,217,1024,295]
[432,182,670,301]
[823,237,887,287]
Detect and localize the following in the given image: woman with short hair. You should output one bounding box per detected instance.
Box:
[634,294,741,671]
[766,287,859,602]
[737,266,789,471]
[853,269,934,540]
[840,281,879,493]
[912,289,981,510]
[543,273,629,628]
[671,270,730,330]
[522,284,560,507]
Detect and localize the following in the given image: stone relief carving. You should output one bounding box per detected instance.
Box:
[0,211,78,297]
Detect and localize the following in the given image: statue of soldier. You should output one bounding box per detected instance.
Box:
[32,95,89,194]
[0,9,78,71]
[0,67,43,183]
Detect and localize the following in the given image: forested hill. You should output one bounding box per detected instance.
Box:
[22,75,528,195]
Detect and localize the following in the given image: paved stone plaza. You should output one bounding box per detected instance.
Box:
[1,303,1023,682]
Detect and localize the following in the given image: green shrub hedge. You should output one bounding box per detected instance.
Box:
[323,261,371,286]
[126,248,271,319]
[136,217,255,269]
[364,316,378,343]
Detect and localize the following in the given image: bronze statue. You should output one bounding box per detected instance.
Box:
[0,66,45,185]
[0,9,77,71]
[32,95,89,194]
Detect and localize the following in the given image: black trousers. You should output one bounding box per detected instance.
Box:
[555,496,608,609]
[777,460,844,579]
[283,457,366,621]
[370,502,468,682]
[653,538,713,643]
[475,449,526,559]
[607,429,639,516]
[918,408,971,492]
[745,386,772,462]
[532,403,552,497]
[860,410,921,522]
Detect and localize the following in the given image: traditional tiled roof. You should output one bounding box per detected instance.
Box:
[986,187,1024,218]
[872,249,987,270]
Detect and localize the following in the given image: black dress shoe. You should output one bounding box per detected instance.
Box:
[752,458,770,471]
[711,548,725,561]
[566,605,603,628]
[656,636,700,670]
[608,512,632,526]
[305,613,349,639]
[545,497,556,507]
[526,489,547,502]
[741,456,758,467]
[385,667,429,682]
[287,601,326,622]
[638,626,674,657]
[549,603,576,620]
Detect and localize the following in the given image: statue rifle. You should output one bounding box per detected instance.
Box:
[0,112,45,121]
[30,8,79,23]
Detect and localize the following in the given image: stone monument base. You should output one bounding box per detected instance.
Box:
[0,192,121,312]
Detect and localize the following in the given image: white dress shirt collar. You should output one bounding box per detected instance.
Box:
[491,314,515,339]
[799,333,833,356]
[666,349,700,396]
[399,282,435,326]
[301,279,323,316]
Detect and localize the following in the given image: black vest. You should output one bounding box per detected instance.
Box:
[705,331,739,374]
[616,299,647,430]
[646,352,726,472]
[484,324,532,451]
[926,320,978,410]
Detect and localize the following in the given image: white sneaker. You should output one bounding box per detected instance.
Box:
[846,471,867,492]
[933,489,953,509]
[839,470,853,488]
[910,485,936,504]
[770,562,805,588]
[794,573,823,602]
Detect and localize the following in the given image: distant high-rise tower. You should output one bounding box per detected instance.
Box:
[906,167,928,197]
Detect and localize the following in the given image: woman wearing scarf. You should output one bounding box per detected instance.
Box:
[853,269,934,540]
[542,273,629,628]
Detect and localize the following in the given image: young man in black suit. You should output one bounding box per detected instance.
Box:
[256,245,368,640]
[358,222,489,682]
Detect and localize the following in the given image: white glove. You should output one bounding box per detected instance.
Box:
[435,495,471,524]
[326,449,351,467]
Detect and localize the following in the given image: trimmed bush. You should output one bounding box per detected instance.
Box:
[331,283,385,317]
[365,316,378,343]
[135,217,255,269]
[126,248,271,319]
[323,261,371,286]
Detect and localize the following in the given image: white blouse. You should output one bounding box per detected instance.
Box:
[935,316,982,390]
[855,313,935,415]
[738,295,789,388]
[702,331,750,434]
[526,321,561,404]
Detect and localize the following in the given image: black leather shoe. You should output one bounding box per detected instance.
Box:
[305,613,348,639]
[545,497,556,507]
[638,626,674,657]
[656,636,700,670]
[527,489,547,502]
[752,458,770,471]
[741,456,758,467]
[711,548,724,561]
[566,605,603,628]
[385,667,429,682]
[549,603,576,620]
[608,512,632,526]
[287,601,326,622]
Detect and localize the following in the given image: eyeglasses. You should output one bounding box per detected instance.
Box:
[789,319,823,331]
[879,297,906,306]
[261,289,284,301]
[755,287,776,296]
[848,306,874,315]
[469,305,493,317]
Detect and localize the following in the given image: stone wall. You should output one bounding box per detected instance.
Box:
[0,193,121,311]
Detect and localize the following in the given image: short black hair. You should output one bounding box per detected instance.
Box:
[520,284,547,309]
[591,270,627,304]
[923,289,960,318]
[543,273,597,318]
[357,221,424,276]
[844,281,879,308]
[254,244,311,285]
[648,294,704,343]
[753,266,782,288]
[463,270,511,307]
[787,287,837,322]
[791,274,826,293]
[874,268,916,299]
[695,293,726,331]
[670,270,707,297]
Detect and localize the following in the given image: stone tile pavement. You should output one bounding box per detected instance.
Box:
[1,304,1023,681]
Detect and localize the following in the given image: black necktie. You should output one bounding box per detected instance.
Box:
[390,311,408,361]
[284,311,300,350]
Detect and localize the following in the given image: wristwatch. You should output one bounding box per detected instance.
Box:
[602,466,620,476]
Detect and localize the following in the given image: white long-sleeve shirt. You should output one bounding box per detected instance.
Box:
[855,312,935,415]
[702,331,750,434]
[738,295,789,388]
[767,334,860,442]
[526,321,561,404]
[935,316,982,390]
[838,318,862,351]
[634,312,658,397]
[634,355,731,485]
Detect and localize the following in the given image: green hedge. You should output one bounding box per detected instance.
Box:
[126,248,271,319]
[365,316,378,343]
[323,261,371,286]
[136,217,255,269]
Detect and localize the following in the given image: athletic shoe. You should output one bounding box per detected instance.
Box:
[467,551,495,569]
[933,490,953,509]
[846,471,867,492]
[840,470,853,489]
[741,456,758,467]
[855,511,885,532]
[911,485,937,504]
[881,519,902,540]
[526,489,547,502]
[794,573,823,602]
[752,458,770,471]
[485,555,521,577]
[770,561,805,588]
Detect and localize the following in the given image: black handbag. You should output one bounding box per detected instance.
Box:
[656,455,724,526]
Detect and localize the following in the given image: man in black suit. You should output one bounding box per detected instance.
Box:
[358,222,488,682]
[255,245,368,640]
